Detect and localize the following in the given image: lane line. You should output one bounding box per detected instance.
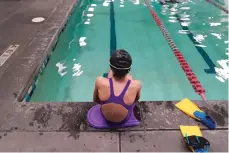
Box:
[144,0,207,100]
[175,15,216,74]
[110,1,117,56]
[103,1,117,78]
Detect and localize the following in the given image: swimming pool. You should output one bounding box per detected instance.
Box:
[30,0,228,102]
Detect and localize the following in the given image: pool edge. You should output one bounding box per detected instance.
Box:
[0,0,79,126]
[0,100,227,151]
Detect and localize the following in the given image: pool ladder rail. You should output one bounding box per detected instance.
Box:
[144,0,207,101]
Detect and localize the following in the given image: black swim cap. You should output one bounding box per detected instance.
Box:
[110,49,132,70]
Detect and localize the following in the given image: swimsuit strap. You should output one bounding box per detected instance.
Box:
[109,78,132,108]
[119,79,131,99]
[109,78,131,99]
[103,78,134,123]
[109,78,115,97]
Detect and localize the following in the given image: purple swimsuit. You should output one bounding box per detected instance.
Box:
[100,78,135,124]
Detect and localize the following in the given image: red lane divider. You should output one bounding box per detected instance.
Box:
[144,0,207,101]
[206,0,229,14]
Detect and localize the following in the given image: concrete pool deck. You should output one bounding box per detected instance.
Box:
[0,101,228,151]
[0,0,228,152]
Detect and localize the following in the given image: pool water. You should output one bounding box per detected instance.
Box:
[30,0,228,102]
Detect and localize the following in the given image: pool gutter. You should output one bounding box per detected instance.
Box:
[23,2,81,102]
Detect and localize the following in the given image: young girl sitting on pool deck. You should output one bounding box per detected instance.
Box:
[87,49,142,129]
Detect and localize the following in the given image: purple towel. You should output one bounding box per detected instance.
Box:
[87,104,139,129]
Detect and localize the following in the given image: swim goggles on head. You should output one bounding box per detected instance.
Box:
[109,63,131,70]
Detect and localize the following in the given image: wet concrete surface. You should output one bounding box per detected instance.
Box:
[0,102,95,133]
[0,101,228,151]
[0,0,228,152]
[142,100,228,130]
[0,102,144,132]
[0,101,228,132]
[0,100,15,127]
[0,37,53,103]
[0,0,78,129]
[0,0,77,103]
[120,130,228,152]
[0,132,119,152]
[0,0,61,78]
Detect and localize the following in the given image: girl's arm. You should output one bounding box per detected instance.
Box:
[93,78,101,103]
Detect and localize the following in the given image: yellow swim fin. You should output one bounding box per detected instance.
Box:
[180,126,210,152]
[176,98,216,130]
[180,125,202,137]
[175,98,203,120]
[180,125,202,152]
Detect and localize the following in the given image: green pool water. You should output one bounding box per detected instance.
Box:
[30,0,228,102]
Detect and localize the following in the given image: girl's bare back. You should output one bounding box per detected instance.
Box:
[95,76,141,122]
